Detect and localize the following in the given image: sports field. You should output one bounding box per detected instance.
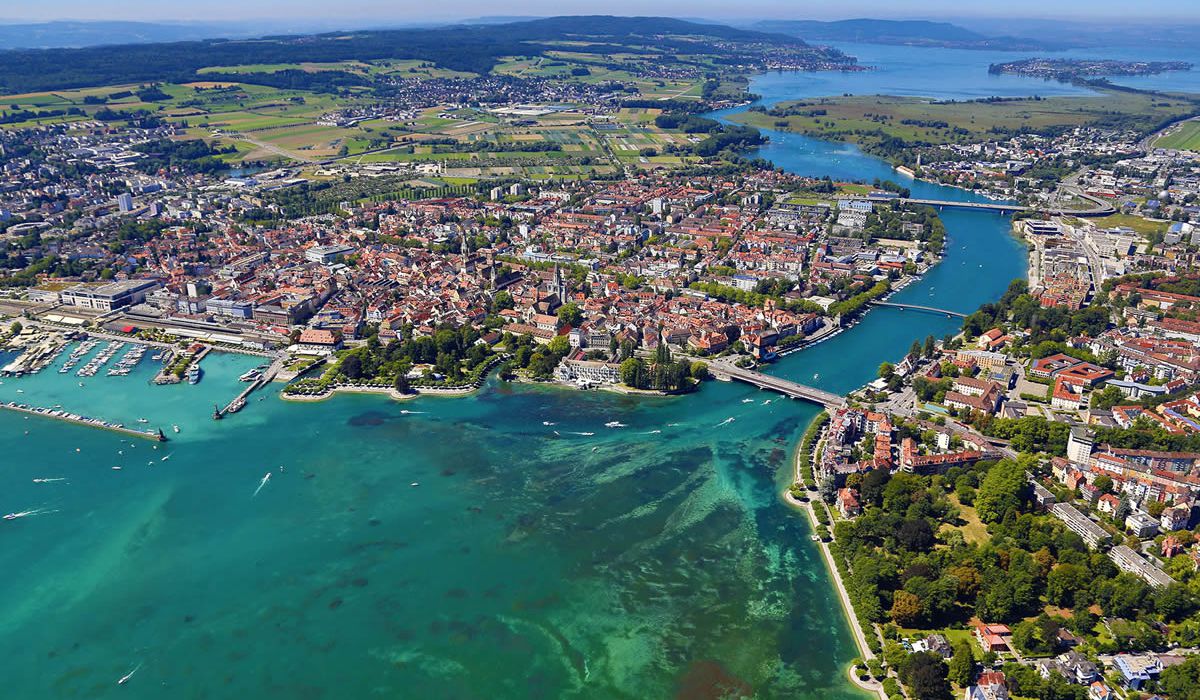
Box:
[1155,119,1200,151]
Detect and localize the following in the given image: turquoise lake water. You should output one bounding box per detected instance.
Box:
[0,47,1052,698]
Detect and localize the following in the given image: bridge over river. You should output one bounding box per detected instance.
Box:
[855,194,1115,217]
[706,360,846,408]
[870,301,966,318]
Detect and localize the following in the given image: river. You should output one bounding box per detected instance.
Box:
[0,51,1037,699]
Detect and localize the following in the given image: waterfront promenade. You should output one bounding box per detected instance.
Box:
[785,426,886,700]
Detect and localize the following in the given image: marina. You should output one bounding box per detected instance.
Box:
[76,340,125,377]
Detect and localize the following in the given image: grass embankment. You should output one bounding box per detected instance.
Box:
[730,90,1199,161]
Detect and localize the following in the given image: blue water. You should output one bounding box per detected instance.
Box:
[762,41,1200,99]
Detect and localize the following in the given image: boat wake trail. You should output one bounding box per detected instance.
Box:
[252,472,272,498]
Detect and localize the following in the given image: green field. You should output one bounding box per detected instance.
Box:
[731,91,1200,152]
[1081,212,1170,237]
[1155,119,1200,150]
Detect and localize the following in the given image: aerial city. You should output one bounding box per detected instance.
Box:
[5,0,1200,698]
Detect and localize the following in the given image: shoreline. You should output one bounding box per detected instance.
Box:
[280,382,476,402]
[784,425,886,700]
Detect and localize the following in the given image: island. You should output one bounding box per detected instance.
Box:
[989,58,1194,82]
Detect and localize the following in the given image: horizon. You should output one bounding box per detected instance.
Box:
[2,1,1198,24]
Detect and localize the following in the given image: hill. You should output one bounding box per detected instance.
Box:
[753,18,1056,51]
[0,15,831,94]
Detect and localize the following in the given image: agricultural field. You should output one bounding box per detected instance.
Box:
[0,51,726,173]
[198,59,475,80]
[731,90,1200,149]
[1154,118,1200,150]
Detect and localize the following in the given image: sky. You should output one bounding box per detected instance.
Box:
[2,0,1198,23]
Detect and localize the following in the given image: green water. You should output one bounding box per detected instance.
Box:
[0,345,863,699]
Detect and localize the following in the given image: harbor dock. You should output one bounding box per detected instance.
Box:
[1,400,166,441]
[215,356,284,418]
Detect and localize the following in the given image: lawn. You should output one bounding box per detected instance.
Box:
[1155,119,1200,151]
[946,494,990,545]
[1088,212,1170,237]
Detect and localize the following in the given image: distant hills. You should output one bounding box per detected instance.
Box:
[752,18,1058,51]
[0,20,366,49]
[0,15,825,94]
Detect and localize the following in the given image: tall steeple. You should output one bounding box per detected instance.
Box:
[554,263,567,302]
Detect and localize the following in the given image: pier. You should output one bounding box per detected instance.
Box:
[1,401,165,441]
[707,360,846,408]
[869,301,966,318]
[216,356,284,418]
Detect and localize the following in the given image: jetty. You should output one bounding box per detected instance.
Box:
[215,356,284,418]
[1,401,166,441]
[707,360,846,408]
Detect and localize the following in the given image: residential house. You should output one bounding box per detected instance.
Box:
[836,488,862,518]
[975,623,1012,654]
[964,671,1009,700]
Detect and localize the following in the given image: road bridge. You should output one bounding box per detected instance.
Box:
[854,195,1115,217]
[708,361,845,408]
[870,301,966,318]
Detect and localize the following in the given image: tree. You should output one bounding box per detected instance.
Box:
[1090,385,1124,410]
[557,302,583,327]
[975,458,1029,523]
[1159,655,1200,700]
[526,352,556,379]
[546,334,570,356]
[948,639,974,688]
[1046,563,1089,608]
[897,518,935,552]
[861,468,891,507]
[394,370,411,394]
[879,362,895,379]
[890,590,922,626]
[340,353,363,380]
[923,334,937,359]
[899,652,952,700]
[619,357,645,388]
[491,290,514,310]
[690,361,709,380]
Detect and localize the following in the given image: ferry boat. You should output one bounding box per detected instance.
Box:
[227,398,246,413]
[187,365,202,384]
[239,368,262,382]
